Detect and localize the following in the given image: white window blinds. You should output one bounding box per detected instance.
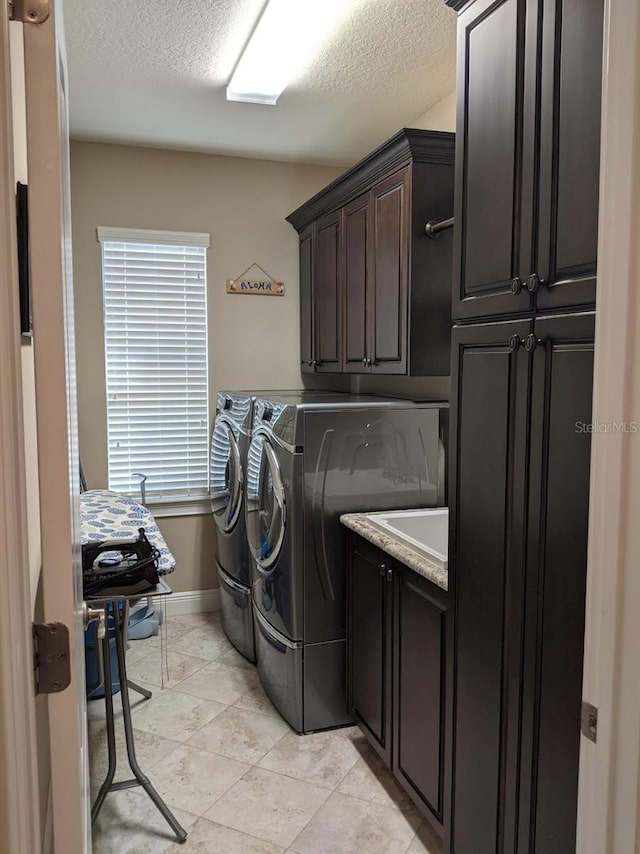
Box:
[98,227,210,503]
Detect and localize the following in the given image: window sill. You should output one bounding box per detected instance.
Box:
[147,496,212,518]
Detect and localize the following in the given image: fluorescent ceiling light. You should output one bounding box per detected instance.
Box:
[227,0,349,105]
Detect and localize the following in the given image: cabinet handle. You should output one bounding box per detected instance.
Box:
[508,334,521,352]
[379,562,388,576]
[527,273,543,294]
[511,277,523,295]
[524,333,544,353]
[386,568,394,583]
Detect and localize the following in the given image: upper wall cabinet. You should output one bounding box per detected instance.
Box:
[451,0,603,320]
[288,130,455,376]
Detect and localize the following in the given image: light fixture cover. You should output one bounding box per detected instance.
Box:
[227,0,348,105]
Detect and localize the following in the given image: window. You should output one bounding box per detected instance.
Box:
[97,227,210,514]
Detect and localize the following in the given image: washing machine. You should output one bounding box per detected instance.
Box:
[245,392,447,732]
[210,391,257,660]
[210,390,305,661]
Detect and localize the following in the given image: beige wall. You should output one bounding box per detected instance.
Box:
[411,92,457,132]
[70,141,342,592]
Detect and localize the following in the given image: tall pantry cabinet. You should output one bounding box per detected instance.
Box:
[445,0,603,852]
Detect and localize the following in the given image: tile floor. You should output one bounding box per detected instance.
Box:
[88,611,443,854]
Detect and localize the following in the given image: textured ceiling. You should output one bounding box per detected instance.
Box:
[63,0,456,167]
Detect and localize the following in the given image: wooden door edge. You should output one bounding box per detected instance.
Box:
[0,10,42,854]
[577,2,640,852]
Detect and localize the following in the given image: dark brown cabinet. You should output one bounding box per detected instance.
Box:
[314,210,343,372]
[448,0,602,846]
[452,0,602,320]
[299,225,314,371]
[347,534,448,833]
[368,168,410,373]
[289,129,455,376]
[534,0,603,311]
[448,313,594,854]
[518,312,594,854]
[343,193,370,372]
[343,168,411,374]
[298,212,342,373]
[348,537,393,764]
[393,564,447,826]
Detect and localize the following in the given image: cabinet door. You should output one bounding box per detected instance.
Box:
[452,0,531,320]
[299,225,314,373]
[348,537,393,764]
[369,167,410,373]
[314,210,342,371]
[534,0,603,311]
[343,193,370,373]
[449,318,532,854]
[394,566,446,827]
[517,312,594,854]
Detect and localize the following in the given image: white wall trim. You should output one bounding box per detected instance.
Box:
[96,225,210,247]
[577,1,640,852]
[42,784,53,854]
[164,588,221,617]
[147,496,211,518]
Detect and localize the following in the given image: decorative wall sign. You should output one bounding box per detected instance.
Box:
[227,278,285,296]
[226,262,284,296]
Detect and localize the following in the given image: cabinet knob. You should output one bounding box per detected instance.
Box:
[362,358,367,367]
[379,563,387,576]
[527,273,543,294]
[524,333,543,353]
[511,277,523,295]
[508,334,521,352]
[386,568,394,583]
[311,359,318,367]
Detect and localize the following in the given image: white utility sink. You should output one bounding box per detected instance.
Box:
[364,507,448,570]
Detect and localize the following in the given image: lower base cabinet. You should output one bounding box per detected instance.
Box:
[347,534,447,833]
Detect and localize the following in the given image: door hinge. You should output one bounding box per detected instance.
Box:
[33,622,71,695]
[581,701,598,743]
[8,0,50,24]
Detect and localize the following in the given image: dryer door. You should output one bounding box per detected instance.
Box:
[210,417,243,533]
[246,430,286,569]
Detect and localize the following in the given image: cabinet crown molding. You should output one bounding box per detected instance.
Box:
[286,128,455,233]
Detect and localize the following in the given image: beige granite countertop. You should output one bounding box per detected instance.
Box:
[340,512,448,592]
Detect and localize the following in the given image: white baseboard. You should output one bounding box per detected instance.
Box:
[42,783,53,854]
[164,588,220,617]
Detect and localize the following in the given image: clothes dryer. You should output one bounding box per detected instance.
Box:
[245,393,447,731]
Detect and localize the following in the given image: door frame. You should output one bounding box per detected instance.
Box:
[0,8,42,854]
[577,0,640,851]
[23,0,91,849]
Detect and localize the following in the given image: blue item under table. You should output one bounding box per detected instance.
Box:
[85,618,120,699]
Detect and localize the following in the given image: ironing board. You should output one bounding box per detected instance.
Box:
[80,489,176,575]
[80,489,187,844]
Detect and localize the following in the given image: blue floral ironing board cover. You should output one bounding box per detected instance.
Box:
[80,489,176,575]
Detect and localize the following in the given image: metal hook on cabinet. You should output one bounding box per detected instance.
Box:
[424,216,454,238]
